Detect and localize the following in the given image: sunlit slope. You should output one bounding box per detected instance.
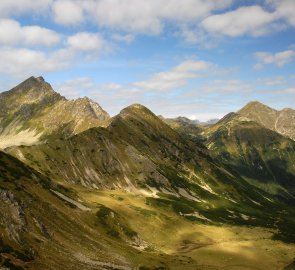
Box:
[76,187,295,270]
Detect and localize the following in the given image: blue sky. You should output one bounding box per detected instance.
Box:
[0,0,294,120]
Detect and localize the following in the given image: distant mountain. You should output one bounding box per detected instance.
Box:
[160,116,203,139]
[205,118,219,125]
[160,116,219,140]
[237,101,295,140]
[0,76,110,149]
[204,105,295,199]
[163,116,219,126]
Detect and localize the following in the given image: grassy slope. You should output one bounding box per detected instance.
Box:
[205,116,295,198]
[0,150,176,270]
[66,185,295,270]
[3,150,295,270]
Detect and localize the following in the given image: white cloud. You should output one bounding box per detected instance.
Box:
[283,87,295,93]
[267,0,295,26]
[188,112,224,122]
[67,0,233,34]
[0,19,60,46]
[48,0,233,34]
[0,47,67,77]
[0,0,294,45]
[134,60,211,91]
[111,33,135,43]
[195,79,251,93]
[0,0,52,16]
[0,0,294,48]
[176,25,219,48]
[0,28,108,78]
[259,76,286,86]
[67,32,105,51]
[52,0,84,25]
[201,6,279,37]
[254,50,295,68]
[56,77,95,98]
[54,58,214,116]
[56,77,142,114]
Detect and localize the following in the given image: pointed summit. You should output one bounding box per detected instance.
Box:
[208,101,295,141]
[0,76,62,106]
[121,103,151,112]
[70,96,110,122]
[238,101,276,115]
[236,101,278,130]
[0,76,63,110]
[110,103,177,143]
[119,103,157,119]
[12,76,53,92]
[36,76,45,82]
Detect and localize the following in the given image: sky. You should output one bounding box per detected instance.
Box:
[0,0,294,121]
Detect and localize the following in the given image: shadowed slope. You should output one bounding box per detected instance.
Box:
[205,110,295,200]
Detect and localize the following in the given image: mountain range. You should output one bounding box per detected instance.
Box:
[0,77,295,270]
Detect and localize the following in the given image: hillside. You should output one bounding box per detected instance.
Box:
[0,150,139,269]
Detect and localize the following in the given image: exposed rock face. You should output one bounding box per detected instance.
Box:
[0,76,110,149]
[237,101,295,140]
[0,189,26,243]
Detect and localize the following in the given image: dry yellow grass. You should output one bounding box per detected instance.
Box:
[72,186,295,270]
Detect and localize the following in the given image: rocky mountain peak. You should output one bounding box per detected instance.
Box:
[238,101,276,114]
[0,76,62,105]
[73,96,110,121]
[14,76,53,92]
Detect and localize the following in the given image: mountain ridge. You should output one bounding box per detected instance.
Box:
[1,77,295,269]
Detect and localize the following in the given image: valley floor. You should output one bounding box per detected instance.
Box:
[58,184,295,270]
